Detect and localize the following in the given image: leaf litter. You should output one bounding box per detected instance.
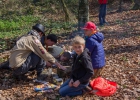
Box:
[0,9,140,100]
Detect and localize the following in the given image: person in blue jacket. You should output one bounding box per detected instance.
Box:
[82,21,105,78]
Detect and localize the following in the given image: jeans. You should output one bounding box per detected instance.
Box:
[59,79,88,97]
[13,52,46,76]
[99,4,107,25]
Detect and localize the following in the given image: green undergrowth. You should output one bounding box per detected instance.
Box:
[0,15,39,33]
[0,15,77,52]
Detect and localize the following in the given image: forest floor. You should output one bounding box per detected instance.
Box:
[0,5,140,100]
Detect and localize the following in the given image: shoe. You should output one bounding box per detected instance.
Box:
[104,22,109,25]
[99,24,104,27]
[82,86,93,95]
[85,86,93,92]
[37,74,46,81]
[13,74,28,81]
[0,61,11,70]
[89,89,98,94]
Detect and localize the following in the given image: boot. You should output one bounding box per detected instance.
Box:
[37,73,42,81]
[0,61,11,70]
[13,74,28,81]
[84,85,93,92]
[36,72,46,81]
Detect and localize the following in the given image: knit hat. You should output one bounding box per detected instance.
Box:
[48,45,64,58]
[82,22,96,31]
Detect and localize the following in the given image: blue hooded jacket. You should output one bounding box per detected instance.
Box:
[85,32,105,69]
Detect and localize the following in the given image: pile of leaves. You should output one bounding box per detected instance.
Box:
[0,9,140,100]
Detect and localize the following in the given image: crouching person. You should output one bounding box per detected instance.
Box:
[59,36,94,97]
[1,23,65,80]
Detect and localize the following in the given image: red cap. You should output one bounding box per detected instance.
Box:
[82,21,96,30]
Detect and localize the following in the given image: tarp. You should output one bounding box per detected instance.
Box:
[90,77,117,96]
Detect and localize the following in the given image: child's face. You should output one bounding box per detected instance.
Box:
[84,29,92,36]
[72,44,85,55]
[60,55,68,62]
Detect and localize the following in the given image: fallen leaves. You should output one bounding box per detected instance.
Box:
[0,6,140,100]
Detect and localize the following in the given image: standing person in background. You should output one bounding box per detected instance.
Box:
[82,21,105,79]
[98,0,108,26]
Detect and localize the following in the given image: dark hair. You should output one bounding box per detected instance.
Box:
[62,52,71,61]
[46,34,57,43]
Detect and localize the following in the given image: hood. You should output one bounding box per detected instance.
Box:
[28,30,41,40]
[83,48,90,56]
[91,32,104,43]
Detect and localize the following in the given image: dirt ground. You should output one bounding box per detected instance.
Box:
[0,6,140,100]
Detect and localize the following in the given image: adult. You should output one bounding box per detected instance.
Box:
[0,23,65,80]
[98,0,108,26]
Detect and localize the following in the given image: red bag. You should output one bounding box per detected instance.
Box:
[90,77,117,96]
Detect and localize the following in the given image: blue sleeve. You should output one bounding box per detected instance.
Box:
[86,39,96,54]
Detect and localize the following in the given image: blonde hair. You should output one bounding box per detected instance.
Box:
[71,36,85,45]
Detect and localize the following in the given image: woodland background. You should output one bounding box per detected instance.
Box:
[0,0,140,100]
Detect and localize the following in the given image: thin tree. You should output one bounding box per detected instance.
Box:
[133,0,140,10]
[59,0,70,22]
[118,0,123,12]
[78,0,89,31]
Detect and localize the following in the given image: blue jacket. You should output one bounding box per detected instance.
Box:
[85,32,105,69]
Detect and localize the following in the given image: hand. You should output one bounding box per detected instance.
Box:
[55,61,66,70]
[59,65,66,70]
[73,80,80,87]
[69,79,74,87]
[46,61,52,67]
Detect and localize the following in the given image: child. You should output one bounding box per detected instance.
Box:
[83,21,105,78]
[59,36,94,97]
[48,45,71,62]
[44,36,71,66]
[58,51,71,62]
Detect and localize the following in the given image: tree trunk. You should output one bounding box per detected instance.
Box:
[133,0,140,10]
[78,0,89,31]
[59,0,70,22]
[118,0,123,12]
[33,0,43,3]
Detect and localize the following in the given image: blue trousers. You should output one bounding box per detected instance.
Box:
[13,52,46,76]
[99,4,107,25]
[59,79,88,97]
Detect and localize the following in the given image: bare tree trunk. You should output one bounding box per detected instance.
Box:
[133,0,140,10]
[118,0,123,12]
[59,0,70,22]
[78,0,89,31]
[33,0,43,3]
